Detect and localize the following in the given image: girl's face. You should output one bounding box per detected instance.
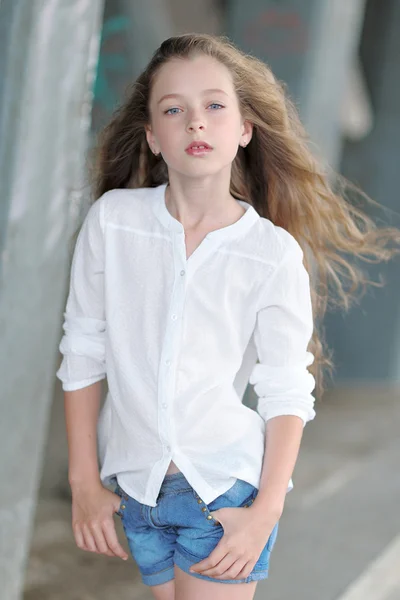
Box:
[145,54,252,179]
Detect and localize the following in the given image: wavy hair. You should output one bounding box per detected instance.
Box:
[89,32,400,400]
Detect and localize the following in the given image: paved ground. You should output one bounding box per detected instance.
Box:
[23,383,400,599]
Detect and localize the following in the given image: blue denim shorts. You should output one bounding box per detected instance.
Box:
[114,471,279,586]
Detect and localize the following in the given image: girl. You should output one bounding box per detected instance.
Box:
[56,33,400,600]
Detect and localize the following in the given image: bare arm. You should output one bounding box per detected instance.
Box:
[251,415,304,521]
[64,381,128,561]
[64,380,103,491]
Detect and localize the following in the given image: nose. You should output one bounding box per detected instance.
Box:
[186,113,205,133]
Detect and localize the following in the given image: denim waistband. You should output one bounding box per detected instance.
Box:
[160,470,190,491]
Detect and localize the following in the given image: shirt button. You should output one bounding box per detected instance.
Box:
[171,314,177,321]
[165,359,171,366]
[166,445,171,452]
[162,403,167,408]
[180,270,185,276]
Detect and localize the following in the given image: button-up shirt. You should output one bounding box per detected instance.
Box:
[56,183,316,507]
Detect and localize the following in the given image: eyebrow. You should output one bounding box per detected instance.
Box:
[157,88,229,105]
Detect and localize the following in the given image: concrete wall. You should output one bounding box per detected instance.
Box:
[0,2,104,597]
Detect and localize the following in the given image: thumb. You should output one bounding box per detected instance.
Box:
[210,510,220,523]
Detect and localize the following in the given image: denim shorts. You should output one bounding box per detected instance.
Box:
[114,471,279,586]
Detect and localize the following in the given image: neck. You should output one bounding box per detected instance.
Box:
[165,174,243,231]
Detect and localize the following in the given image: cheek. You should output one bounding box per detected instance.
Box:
[218,125,241,150]
[155,120,182,147]
[213,113,241,137]
[156,127,184,164]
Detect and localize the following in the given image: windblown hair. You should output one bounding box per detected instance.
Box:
[89,32,400,400]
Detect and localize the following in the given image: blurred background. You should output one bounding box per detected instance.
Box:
[0,1,399,599]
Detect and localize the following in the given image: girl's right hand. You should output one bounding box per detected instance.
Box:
[71,483,129,560]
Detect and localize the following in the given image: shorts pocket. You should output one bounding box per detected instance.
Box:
[113,483,127,518]
[209,479,256,510]
[192,480,258,528]
[241,487,258,508]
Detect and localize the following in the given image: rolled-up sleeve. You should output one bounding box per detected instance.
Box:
[56,198,107,391]
[249,232,316,427]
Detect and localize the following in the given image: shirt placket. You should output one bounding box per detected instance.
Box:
[157,231,187,458]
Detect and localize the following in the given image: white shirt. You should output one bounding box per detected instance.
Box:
[56,183,316,507]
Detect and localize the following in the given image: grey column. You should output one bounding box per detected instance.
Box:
[0,1,104,598]
[324,0,400,383]
[227,0,367,402]
[227,0,366,170]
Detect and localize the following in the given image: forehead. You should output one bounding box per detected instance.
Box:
[150,55,235,101]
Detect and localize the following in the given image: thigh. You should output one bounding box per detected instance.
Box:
[174,564,258,600]
[174,478,279,584]
[148,579,175,600]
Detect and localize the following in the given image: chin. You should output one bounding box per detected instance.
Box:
[172,163,224,179]
[188,157,233,173]
[185,169,223,180]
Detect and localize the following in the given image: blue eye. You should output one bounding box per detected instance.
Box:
[164,104,224,114]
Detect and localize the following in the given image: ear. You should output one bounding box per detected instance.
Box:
[241,119,253,146]
[144,124,158,153]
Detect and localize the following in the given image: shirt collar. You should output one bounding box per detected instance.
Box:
[152,183,259,241]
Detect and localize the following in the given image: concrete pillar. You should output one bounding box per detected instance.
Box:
[226,0,366,170]
[324,0,400,383]
[228,0,399,385]
[0,1,104,597]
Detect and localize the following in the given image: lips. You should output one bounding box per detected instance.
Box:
[185,141,212,151]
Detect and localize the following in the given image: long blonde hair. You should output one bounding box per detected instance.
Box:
[90,32,400,400]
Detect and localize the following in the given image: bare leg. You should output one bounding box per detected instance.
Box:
[148,578,175,600]
[174,564,258,600]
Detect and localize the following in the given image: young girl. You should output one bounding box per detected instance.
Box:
[56,33,400,599]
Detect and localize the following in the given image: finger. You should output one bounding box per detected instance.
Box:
[226,558,249,580]
[209,557,246,580]
[190,544,227,573]
[103,518,129,560]
[195,546,232,574]
[73,523,88,552]
[90,521,115,556]
[200,554,235,577]
[82,523,100,553]
[234,559,255,580]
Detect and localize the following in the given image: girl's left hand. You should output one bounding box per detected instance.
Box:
[189,505,280,580]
